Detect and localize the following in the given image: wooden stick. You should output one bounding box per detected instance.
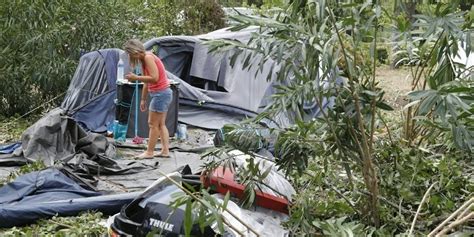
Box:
[428,197,474,236]
[409,182,436,236]
[435,212,474,237]
[456,203,473,221]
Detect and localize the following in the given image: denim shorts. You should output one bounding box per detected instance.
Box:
[149,88,172,112]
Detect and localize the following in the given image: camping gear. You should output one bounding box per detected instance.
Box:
[123,80,180,138]
[109,170,215,236]
[114,67,133,142]
[201,150,293,214]
[0,168,139,228]
[202,166,289,214]
[109,165,291,237]
[117,58,125,82]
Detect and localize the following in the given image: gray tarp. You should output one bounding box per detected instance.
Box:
[11,108,154,175]
[15,108,114,165]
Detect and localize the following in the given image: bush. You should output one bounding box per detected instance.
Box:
[142,0,225,38]
[0,0,140,117]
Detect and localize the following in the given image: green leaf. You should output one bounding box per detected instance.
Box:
[408,90,436,100]
[418,93,440,115]
[376,101,394,111]
[184,199,193,237]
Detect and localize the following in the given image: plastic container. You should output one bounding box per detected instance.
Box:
[117,58,125,83]
[176,124,187,141]
[113,120,128,142]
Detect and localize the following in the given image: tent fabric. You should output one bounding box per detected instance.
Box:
[0,168,99,205]
[0,143,21,154]
[0,154,26,166]
[16,108,114,165]
[14,107,153,175]
[177,105,245,129]
[61,49,120,133]
[0,168,139,228]
[144,34,278,115]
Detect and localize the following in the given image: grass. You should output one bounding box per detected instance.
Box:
[0,212,107,236]
[0,116,38,144]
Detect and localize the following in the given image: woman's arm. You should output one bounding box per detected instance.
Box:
[141,83,148,101]
[126,55,159,83]
[140,83,148,112]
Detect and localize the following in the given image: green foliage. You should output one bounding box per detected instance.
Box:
[141,0,225,38]
[0,212,106,236]
[377,146,473,233]
[407,81,474,151]
[0,115,37,143]
[282,129,473,235]
[0,0,140,117]
[220,0,285,8]
[0,0,227,118]
[208,0,391,225]
[170,187,231,235]
[394,1,474,152]
[205,0,473,235]
[312,217,378,236]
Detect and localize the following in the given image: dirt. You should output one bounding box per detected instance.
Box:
[375,65,413,110]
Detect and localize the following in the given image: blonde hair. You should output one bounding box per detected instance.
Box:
[123,39,145,66]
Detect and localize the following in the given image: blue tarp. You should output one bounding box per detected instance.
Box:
[0,168,138,228]
[0,143,21,154]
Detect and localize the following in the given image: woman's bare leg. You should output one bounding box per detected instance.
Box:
[156,112,169,156]
[138,111,160,157]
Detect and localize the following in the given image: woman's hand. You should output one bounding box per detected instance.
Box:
[140,99,147,112]
[125,72,139,82]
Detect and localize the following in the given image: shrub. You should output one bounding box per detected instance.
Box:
[0,0,140,117]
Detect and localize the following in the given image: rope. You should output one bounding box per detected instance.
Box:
[0,91,66,128]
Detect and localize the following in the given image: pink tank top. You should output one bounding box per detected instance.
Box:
[144,53,169,92]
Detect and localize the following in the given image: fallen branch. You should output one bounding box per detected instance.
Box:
[456,203,473,221]
[408,182,436,236]
[435,212,474,237]
[428,197,474,237]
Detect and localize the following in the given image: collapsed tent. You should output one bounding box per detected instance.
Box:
[0,168,139,228]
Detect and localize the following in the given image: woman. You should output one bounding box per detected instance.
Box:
[124,39,172,158]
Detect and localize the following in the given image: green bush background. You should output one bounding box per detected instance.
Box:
[0,0,225,117]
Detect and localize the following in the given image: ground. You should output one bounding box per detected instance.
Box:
[375,65,412,109]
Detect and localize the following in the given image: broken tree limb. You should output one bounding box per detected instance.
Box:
[428,197,474,237]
